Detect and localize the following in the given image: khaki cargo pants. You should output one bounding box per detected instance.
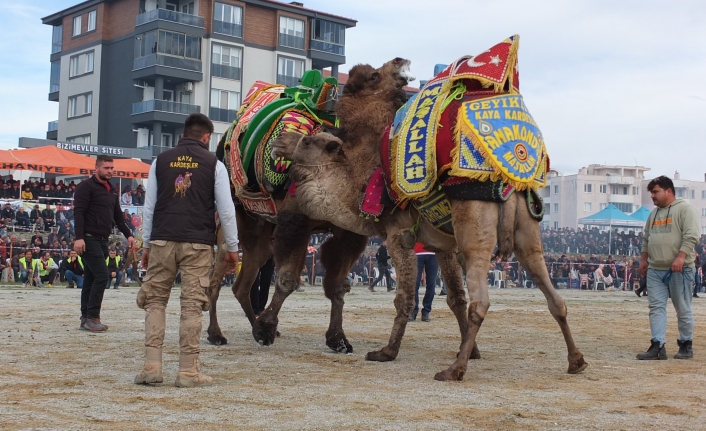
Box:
[137,240,213,355]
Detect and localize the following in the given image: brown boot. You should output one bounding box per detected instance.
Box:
[175,354,212,388]
[135,347,163,384]
[84,318,108,332]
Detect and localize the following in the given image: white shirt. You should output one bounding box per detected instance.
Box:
[142,157,239,252]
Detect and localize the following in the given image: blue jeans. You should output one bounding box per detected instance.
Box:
[646,267,694,346]
[65,270,84,288]
[106,270,123,289]
[20,270,30,283]
[413,254,438,316]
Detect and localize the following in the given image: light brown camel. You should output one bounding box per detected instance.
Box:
[271,131,588,381]
[206,58,414,354]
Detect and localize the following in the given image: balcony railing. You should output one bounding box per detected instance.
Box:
[278,33,305,50]
[136,8,204,27]
[133,54,202,72]
[51,43,62,54]
[211,63,241,80]
[50,83,60,93]
[276,75,301,88]
[213,20,242,38]
[209,107,237,123]
[48,121,58,132]
[132,99,201,115]
[310,39,345,56]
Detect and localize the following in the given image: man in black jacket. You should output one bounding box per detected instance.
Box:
[369,241,393,292]
[74,155,135,332]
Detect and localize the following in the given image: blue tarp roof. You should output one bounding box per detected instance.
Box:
[578,204,645,227]
[631,206,650,222]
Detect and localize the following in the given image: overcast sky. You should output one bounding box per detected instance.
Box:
[3,1,705,181]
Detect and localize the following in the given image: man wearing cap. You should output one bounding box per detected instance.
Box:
[30,205,41,225]
[74,155,135,332]
[1,203,15,227]
[42,204,56,231]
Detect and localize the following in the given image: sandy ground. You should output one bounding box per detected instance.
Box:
[1,282,705,430]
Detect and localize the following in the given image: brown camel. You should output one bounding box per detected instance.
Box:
[271,130,588,381]
[206,58,414,354]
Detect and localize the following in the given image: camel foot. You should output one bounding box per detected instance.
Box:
[365,348,397,362]
[207,333,228,346]
[567,355,588,374]
[434,366,466,381]
[252,316,279,346]
[326,332,353,354]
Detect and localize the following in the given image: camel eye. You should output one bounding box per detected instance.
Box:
[370,73,380,82]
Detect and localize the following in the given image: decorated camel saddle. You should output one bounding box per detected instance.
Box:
[220,72,338,222]
[365,35,548,234]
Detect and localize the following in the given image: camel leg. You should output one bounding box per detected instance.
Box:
[253,210,311,346]
[319,228,368,353]
[435,200,497,381]
[513,195,587,374]
[436,250,480,360]
[366,228,417,362]
[207,227,230,345]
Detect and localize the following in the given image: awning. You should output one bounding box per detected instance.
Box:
[0,146,151,179]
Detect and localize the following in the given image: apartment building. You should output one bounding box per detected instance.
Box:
[41,0,356,157]
[540,165,706,234]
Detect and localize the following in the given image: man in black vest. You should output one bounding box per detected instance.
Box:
[74,155,135,332]
[135,113,239,388]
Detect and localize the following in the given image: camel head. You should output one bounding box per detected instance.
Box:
[342,57,414,100]
[271,132,346,181]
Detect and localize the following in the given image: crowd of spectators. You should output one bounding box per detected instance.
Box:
[541,226,643,256]
[120,185,146,206]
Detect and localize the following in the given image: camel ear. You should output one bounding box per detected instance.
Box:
[277,132,304,147]
[343,64,373,96]
[324,139,343,155]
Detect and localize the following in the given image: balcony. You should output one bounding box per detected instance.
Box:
[278,33,305,50]
[133,99,200,115]
[310,39,345,56]
[213,20,242,38]
[132,100,201,127]
[46,121,58,140]
[209,107,237,123]
[607,194,636,204]
[136,9,204,27]
[277,75,300,88]
[133,53,203,83]
[211,63,241,80]
[607,175,634,185]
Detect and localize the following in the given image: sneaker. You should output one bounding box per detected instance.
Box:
[421,313,431,322]
[636,339,667,360]
[674,340,693,359]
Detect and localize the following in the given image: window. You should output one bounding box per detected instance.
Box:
[87,10,97,32]
[546,205,550,215]
[611,202,633,213]
[73,15,82,36]
[623,186,628,195]
[554,185,559,194]
[66,134,91,145]
[599,184,607,193]
[67,93,92,118]
[161,134,172,147]
[311,19,345,55]
[214,2,243,37]
[553,221,559,229]
[702,190,706,199]
[611,186,619,194]
[158,30,201,59]
[703,226,706,235]
[702,208,706,217]
[632,186,639,195]
[279,16,305,49]
[211,44,242,80]
[554,203,559,213]
[181,2,195,14]
[600,203,607,210]
[677,189,683,198]
[210,89,240,123]
[277,56,304,87]
[51,25,63,53]
[584,183,592,193]
[210,133,223,152]
[69,51,94,78]
[584,202,592,212]
[690,190,695,199]
[50,61,61,93]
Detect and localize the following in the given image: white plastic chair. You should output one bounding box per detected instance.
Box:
[492,270,505,289]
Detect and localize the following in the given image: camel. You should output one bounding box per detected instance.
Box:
[273,131,587,380]
[270,37,588,380]
[173,172,192,197]
[206,58,415,354]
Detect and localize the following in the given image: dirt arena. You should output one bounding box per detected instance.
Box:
[1,283,705,430]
